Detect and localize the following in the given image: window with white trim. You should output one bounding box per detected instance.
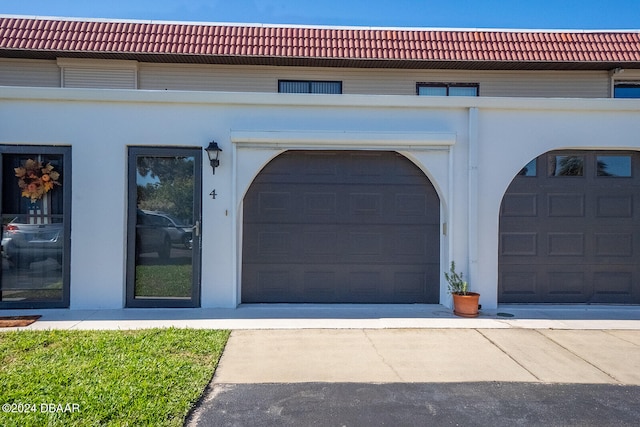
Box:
[278,80,342,94]
[614,82,640,98]
[417,83,479,96]
[57,58,138,89]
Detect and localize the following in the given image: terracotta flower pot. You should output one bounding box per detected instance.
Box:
[452,292,480,318]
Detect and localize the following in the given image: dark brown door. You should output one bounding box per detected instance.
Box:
[499,150,640,303]
[242,151,440,303]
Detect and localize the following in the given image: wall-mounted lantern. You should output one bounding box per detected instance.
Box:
[204,141,222,174]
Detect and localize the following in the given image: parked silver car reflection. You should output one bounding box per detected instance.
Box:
[136,210,193,259]
[1,217,63,269]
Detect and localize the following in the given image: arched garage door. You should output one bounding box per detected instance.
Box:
[242,150,440,303]
[499,150,640,304]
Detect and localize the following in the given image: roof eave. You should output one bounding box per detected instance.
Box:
[1,48,637,71]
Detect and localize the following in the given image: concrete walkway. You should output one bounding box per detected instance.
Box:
[214,328,640,385]
[2,304,640,330]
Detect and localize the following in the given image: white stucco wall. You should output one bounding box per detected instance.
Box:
[475,104,640,307]
[1,87,639,309]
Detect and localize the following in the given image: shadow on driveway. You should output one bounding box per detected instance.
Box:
[187,382,640,427]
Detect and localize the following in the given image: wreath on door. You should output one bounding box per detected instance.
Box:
[14,158,61,202]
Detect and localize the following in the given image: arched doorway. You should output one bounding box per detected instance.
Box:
[242,150,441,303]
[499,150,640,303]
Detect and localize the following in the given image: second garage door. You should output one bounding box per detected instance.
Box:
[242,150,440,303]
[499,150,640,304]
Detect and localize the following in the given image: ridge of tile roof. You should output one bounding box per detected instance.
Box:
[1,15,640,69]
[2,13,640,33]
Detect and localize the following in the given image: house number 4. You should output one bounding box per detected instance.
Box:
[210,189,217,199]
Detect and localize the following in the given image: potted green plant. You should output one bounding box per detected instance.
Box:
[445,261,480,318]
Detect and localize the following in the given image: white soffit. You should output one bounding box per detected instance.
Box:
[230,130,456,150]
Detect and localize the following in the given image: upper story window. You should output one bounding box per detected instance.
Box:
[417,83,479,96]
[614,82,640,98]
[278,80,342,94]
[57,58,138,90]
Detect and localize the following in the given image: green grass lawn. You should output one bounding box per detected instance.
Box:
[0,328,230,427]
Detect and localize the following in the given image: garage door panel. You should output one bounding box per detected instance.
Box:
[258,230,293,256]
[594,233,634,257]
[348,152,386,176]
[242,189,292,222]
[396,191,440,222]
[348,231,383,260]
[595,194,634,218]
[499,150,640,304]
[593,271,634,303]
[246,185,435,225]
[243,150,440,303]
[350,192,383,217]
[348,271,383,302]
[394,272,429,300]
[500,232,538,256]
[243,264,438,303]
[254,152,428,186]
[393,230,431,258]
[254,270,293,303]
[304,230,340,257]
[545,269,589,302]
[246,225,340,263]
[547,233,585,256]
[501,193,538,217]
[347,152,429,184]
[395,193,427,216]
[243,226,294,260]
[499,267,539,303]
[400,264,440,303]
[303,271,337,301]
[547,194,585,217]
[304,152,339,176]
[304,192,338,216]
[246,224,438,265]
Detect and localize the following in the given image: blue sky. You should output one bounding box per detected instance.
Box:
[1,0,639,29]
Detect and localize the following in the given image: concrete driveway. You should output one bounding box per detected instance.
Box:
[187,327,640,426]
[212,328,640,384]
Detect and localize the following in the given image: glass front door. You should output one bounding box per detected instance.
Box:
[126,147,202,307]
[1,146,71,308]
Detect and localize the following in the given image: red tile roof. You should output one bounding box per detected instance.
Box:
[1,16,640,69]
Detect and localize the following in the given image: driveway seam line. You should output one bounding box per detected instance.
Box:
[474,329,542,382]
[362,329,404,382]
[537,330,622,384]
[603,330,640,347]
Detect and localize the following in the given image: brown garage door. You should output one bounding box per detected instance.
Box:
[499,150,640,303]
[242,150,440,303]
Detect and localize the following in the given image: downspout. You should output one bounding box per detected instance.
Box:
[446,128,455,307]
[468,107,479,290]
[231,140,239,307]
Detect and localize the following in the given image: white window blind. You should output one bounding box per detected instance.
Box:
[279,80,342,94]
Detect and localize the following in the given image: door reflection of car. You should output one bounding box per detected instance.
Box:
[1,217,63,269]
[136,210,193,259]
